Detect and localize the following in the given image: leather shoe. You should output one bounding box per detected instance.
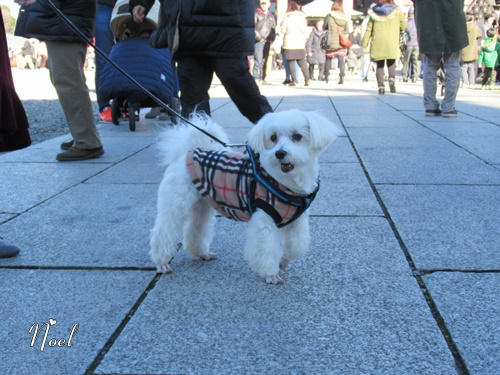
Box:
[60,139,74,150]
[56,146,104,161]
[0,239,20,258]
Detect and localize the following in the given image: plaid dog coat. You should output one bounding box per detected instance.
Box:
[186,146,318,228]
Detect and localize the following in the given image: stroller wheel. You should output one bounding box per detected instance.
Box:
[129,102,140,132]
[111,99,121,125]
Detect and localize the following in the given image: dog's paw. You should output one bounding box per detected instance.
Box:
[156,263,173,274]
[265,275,283,284]
[279,259,289,270]
[199,253,217,261]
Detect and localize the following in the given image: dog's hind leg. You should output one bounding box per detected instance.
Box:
[280,213,310,270]
[183,198,217,262]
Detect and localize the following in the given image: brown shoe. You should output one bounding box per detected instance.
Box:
[60,139,74,150]
[56,146,104,161]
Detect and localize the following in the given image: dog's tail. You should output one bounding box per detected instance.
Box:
[156,112,230,166]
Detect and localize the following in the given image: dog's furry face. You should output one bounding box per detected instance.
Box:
[248,109,342,194]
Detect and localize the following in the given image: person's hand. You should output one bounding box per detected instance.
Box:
[132,5,146,23]
[14,0,37,5]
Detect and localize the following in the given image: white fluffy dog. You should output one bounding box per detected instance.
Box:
[150,109,342,284]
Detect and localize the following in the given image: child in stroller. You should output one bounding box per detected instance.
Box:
[97,0,178,131]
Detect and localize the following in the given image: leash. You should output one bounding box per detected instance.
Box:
[44,0,246,148]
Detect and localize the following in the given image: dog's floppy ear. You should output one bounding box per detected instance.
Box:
[248,114,270,152]
[305,112,344,152]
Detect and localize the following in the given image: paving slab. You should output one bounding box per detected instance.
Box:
[0,269,154,375]
[95,217,457,375]
[0,162,110,213]
[423,121,500,165]
[377,185,500,270]
[1,183,157,268]
[424,272,500,375]
[310,162,382,217]
[349,128,500,185]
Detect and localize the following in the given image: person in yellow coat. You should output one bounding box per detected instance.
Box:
[362,0,406,95]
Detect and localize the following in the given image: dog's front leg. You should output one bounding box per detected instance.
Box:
[244,210,283,284]
[280,212,310,270]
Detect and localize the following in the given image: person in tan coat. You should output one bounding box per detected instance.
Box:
[323,1,350,84]
[461,14,483,88]
[362,0,406,94]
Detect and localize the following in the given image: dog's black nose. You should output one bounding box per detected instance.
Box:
[275,150,287,160]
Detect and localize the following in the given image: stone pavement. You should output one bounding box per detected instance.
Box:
[1,69,499,375]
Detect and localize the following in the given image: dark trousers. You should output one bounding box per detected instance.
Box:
[324,56,345,78]
[288,58,310,83]
[177,56,273,124]
[253,41,271,81]
[375,59,396,88]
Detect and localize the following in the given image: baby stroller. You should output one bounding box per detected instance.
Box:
[98,0,177,131]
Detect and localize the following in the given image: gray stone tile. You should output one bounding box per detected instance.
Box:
[0,269,154,375]
[349,128,500,184]
[86,144,164,184]
[1,184,157,268]
[377,185,500,270]
[0,162,109,213]
[321,136,358,163]
[311,163,382,216]
[95,217,456,375]
[424,273,500,375]
[424,121,500,165]
[0,214,16,224]
[341,112,422,129]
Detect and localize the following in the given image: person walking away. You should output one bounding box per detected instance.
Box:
[401,7,419,83]
[0,8,31,152]
[130,0,272,124]
[478,27,500,90]
[413,0,468,117]
[306,18,326,81]
[253,0,276,85]
[360,8,373,82]
[362,0,406,94]
[280,1,310,87]
[461,14,483,88]
[15,0,105,161]
[323,0,350,85]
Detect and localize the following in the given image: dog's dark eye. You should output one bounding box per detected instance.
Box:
[270,134,277,143]
[292,133,302,142]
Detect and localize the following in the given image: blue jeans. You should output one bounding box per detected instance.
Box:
[95,4,114,111]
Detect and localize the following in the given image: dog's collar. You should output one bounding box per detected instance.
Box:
[246,145,319,227]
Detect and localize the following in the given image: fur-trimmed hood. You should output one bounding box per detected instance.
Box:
[368,4,400,22]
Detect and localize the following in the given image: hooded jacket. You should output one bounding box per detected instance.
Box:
[14,0,96,43]
[280,10,309,50]
[478,38,500,68]
[323,11,350,51]
[362,4,406,61]
[129,0,254,58]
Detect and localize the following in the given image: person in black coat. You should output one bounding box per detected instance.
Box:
[130,0,273,124]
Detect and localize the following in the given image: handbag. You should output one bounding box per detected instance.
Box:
[333,18,352,48]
